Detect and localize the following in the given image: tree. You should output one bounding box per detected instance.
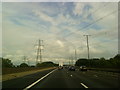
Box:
[75,54,120,68]
[2,58,14,68]
[36,61,57,67]
[113,54,120,60]
[20,63,29,67]
[75,58,88,66]
[100,57,105,61]
[112,54,120,68]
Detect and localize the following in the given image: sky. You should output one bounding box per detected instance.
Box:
[2,2,118,65]
[1,0,119,2]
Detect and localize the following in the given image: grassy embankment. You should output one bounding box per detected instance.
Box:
[2,67,57,81]
[87,67,120,73]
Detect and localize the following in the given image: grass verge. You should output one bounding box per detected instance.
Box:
[2,67,56,81]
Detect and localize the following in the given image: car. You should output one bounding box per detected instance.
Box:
[80,66,87,71]
[58,66,63,70]
[68,66,75,71]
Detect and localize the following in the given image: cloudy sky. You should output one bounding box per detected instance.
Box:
[2,2,118,65]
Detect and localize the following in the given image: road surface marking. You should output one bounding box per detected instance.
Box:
[80,83,88,88]
[23,69,56,90]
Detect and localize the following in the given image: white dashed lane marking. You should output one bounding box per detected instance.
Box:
[23,69,56,90]
[80,83,88,88]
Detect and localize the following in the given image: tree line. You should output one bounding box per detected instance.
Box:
[75,54,120,68]
[1,58,58,68]
[1,54,120,68]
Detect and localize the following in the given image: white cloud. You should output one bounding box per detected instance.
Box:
[33,10,57,26]
[56,40,64,48]
[73,3,86,16]
[2,2,118,65]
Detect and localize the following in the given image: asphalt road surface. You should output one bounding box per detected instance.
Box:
[2,67,120,89]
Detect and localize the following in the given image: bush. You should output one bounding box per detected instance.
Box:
[20,63,29,67]
[36,61,57,67]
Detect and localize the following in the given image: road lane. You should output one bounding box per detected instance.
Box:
[30,68,119,88]
[23,69,56,90]
[2,68,55,89]
[67,69,119,88]
[30,69,84,88]
[2,67,119,89]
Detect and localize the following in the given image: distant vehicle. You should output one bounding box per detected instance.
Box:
[64,66,68,69]
[68,66,75,71]
[80,66,87,71]
[58,66,63,70]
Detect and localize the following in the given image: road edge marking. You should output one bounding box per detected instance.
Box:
[23,69,56,90]
[80,83,88,88]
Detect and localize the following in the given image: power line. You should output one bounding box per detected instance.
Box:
[55,3,111,40]
[90,2,110,15]
[83,35,91,59]
[63,3,110,37]
[65,9,118,60]
[80,2,110,23]
[65,9,118,37]
[51,3,116,53]
[65,5,118,56]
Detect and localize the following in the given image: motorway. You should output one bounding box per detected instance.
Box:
[2,67,120,89]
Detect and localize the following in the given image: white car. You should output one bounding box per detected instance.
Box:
[80,66,87,71]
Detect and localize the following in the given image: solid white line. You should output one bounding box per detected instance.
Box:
[80,83,88,88]
[23,69,56,90]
